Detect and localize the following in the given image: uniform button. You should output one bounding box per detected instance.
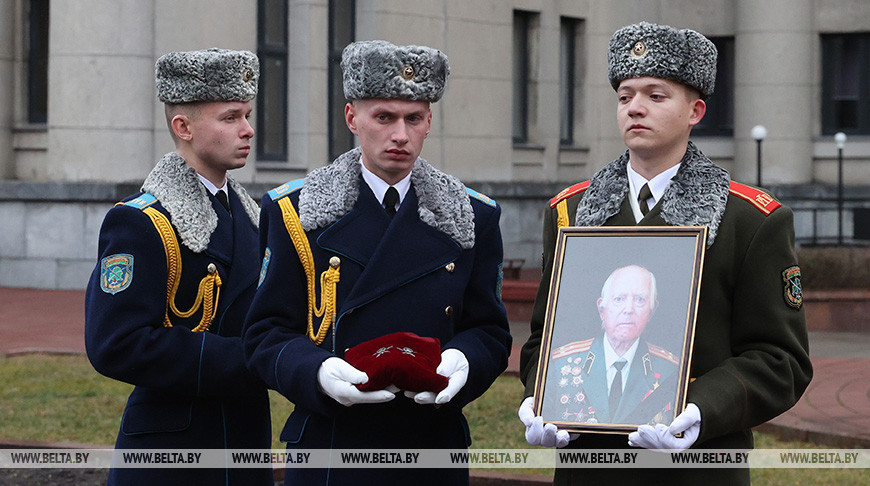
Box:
[207,263,217,274]
[445,306,453,317]
[445,262,455,273]
[329,256,341,268]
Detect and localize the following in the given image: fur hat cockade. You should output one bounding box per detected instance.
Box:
[341,40,450,102]
[608,22,717,99]
[156,48,259,104]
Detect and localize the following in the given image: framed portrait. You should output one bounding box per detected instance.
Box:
[532,226,707,434]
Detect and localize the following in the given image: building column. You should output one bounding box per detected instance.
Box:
[734,0,813,186]
[43,0,156,182]
[0,0,14,179]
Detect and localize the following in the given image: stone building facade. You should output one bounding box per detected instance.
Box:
[1,0,868,288]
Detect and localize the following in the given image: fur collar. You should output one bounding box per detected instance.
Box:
[141,152,260,253]
[575,142,730,246]
[298,148,476,249]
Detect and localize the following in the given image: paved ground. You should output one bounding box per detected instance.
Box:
[1,287,868,450]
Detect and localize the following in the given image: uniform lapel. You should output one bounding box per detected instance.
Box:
[222,186,259,300]
[203,193,233,266]
[606,197,639,226]
[613,348,652,423]
[319,186,461,312]
[583,339,610,423]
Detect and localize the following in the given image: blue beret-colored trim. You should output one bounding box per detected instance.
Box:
[123,193,158,210]
[466,187,496,208]
[268,179,305,201]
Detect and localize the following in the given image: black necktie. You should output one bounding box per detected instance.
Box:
[215,190,231,215]
[638,183,652,216]
[383,186,399,218]
[609,360,627,418]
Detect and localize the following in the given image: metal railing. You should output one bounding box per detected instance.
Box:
[786,196,870,247]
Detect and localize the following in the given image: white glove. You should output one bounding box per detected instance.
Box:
[518,396,574,448]
[316,357,396,407]
[404,348,469,405]
[628,403,701,451]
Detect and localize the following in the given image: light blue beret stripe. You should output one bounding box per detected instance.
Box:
[268,178,305,201]
[466,187,496,208]
[123,193,158,210]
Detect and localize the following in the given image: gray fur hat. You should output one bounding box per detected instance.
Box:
[156,48,259,104]
[341,40,450,102]
[608,22,717,99]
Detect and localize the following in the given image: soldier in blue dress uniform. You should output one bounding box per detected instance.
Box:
[85,48,272,485]
[244,40,512,485]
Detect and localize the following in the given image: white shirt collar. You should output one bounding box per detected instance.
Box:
[603,335,639,393]
[196,173,228,198]
[626,161,681,223]
[359,156,412,211]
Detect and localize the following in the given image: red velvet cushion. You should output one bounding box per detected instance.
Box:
[344,332,449,393]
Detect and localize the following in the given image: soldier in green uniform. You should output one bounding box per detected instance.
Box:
[518,22,812,485]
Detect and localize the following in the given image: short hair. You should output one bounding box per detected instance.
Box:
[600,265,658,306]
[163,103,202,144]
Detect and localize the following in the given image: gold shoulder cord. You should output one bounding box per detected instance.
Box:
[556,199,570,228]
[277,197,340,346]
[142,206,221,332]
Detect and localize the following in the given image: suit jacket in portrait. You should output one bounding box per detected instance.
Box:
[544,337,678,426]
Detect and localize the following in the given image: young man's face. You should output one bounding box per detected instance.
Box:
[616,77,705,160]
[345,98,432,185]
[185,101,255,174]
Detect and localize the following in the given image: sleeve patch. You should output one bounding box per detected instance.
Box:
[100,254,134,294]
[496,262,504,302]
[782,265,802,309]
[258,247,272,288]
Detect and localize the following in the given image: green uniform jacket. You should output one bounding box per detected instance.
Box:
[519,143,813,485]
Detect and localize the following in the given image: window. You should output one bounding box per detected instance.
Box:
[257,0,288,161]
[559,17,583,146]
[27,0,49,124]
[512,10,537,144]
[693,36,733,137]
[821,33,870,135]
[328,0,355,161]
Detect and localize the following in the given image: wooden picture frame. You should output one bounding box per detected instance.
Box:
[532,226,707,434]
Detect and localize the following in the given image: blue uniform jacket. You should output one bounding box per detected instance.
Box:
[85,154,272,485]
[244,150,511,484]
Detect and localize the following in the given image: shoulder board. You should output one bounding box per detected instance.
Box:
[466,187,497,207]
[268,178,305,201]
[729,181,781,216]
[550,181,590,208]
[647,343,679,365]
[121,193,158,210]
[551,338,594,359]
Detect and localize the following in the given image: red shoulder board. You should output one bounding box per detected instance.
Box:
[551,338,594,359]
[550,181,591,208]
[729,181,781,215]
[647,343,679,365]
